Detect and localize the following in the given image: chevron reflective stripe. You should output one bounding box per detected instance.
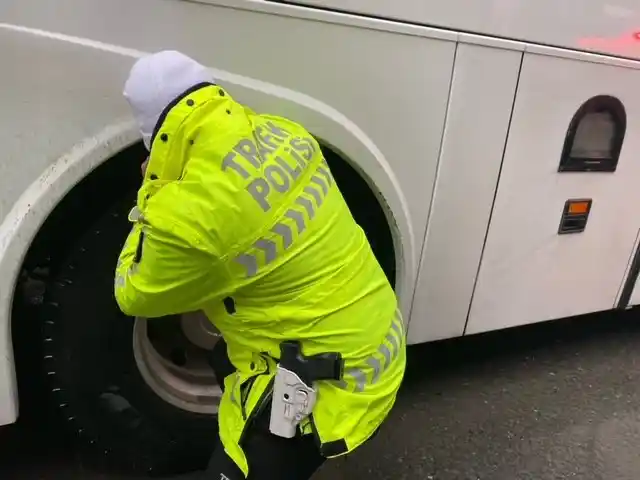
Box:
[304,185,323,207]
[284,209,306,234]
[336,309,405,393]
[295,196,316,220]
[348,368,367,393]
[386,331,400,359]
[272,223,293,249]
[234,164,335,278]
[235,254,259,278]
[391,318,403,340]
[310,174,329,196]
[254,239,277,263]
[366,356,382,384]
[378,344,392,370]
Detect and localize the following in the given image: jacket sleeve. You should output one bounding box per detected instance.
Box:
[114,217,231,318]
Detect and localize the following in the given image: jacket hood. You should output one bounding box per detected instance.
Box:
[123,50,215,150]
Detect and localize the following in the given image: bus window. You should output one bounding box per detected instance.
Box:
[559,95,626,172]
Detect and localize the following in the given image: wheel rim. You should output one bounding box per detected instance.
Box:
[133,311,222,415]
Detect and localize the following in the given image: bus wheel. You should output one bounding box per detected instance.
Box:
[39,197,220,476]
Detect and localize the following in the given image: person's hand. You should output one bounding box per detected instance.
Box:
[141,157,149,177]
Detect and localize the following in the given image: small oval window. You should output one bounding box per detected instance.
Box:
[559,95,626,172]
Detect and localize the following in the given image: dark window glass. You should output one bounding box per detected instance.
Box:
[559,95,626,172]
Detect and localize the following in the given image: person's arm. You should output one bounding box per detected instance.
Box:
[114,215,230,318]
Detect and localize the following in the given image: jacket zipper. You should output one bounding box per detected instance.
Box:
[239,377,275,445]
[240,376,257,421]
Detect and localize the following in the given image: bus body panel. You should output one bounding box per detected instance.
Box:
[291,0,640,60]
[0,29,132,225]
[408,43,522,344]
[3,0,640,427]
[467,52,640,334]
[0,0,451,424]
[0,28,136,428]
[2,0,463,315]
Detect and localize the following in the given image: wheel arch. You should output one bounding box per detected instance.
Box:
[0,120,141,426]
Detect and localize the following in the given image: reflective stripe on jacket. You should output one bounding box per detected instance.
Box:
[114,84,406,477]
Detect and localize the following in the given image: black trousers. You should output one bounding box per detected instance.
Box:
[200,339,327,480]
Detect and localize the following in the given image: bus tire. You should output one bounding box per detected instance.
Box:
[39,197,218,477]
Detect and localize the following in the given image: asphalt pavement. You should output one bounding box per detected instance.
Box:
[3,309,640,480]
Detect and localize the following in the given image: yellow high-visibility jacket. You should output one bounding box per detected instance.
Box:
[114,83,406,477]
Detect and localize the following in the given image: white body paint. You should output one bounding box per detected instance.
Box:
[1,0,640,424]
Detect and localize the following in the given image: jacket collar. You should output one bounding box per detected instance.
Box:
[149,81,216,149]
[137,83,231,208]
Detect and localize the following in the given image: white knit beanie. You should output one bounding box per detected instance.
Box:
[123,50,215,150]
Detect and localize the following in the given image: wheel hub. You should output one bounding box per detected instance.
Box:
[133,311,222,415]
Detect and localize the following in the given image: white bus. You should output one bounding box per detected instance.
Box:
[2,0,640,474]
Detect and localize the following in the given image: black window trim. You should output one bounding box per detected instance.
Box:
[558,94,626,173]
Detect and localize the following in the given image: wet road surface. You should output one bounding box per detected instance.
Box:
[3,310,640,479]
